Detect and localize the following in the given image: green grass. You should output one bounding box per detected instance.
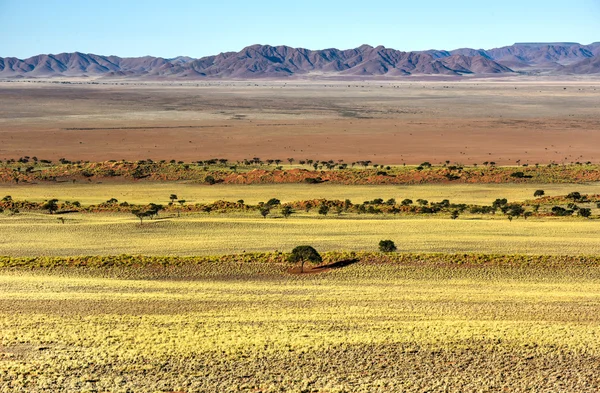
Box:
[2,212,600,256]
[1,263,599,391]
[4,182,600,206]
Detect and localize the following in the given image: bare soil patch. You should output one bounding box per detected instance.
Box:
[1,80,600,164]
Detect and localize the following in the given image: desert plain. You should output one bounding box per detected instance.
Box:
[1,78,600,164]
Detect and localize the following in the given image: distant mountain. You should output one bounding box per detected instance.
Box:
[1,42,599,79]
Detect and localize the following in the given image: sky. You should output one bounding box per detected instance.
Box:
[1,0,599,58]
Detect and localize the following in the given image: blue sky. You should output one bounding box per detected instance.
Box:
[1,0,598,58]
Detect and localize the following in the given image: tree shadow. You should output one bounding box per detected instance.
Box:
[313,258,359,270]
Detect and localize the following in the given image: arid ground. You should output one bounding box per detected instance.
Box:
[1,78,600,164]
[3,78,600,392]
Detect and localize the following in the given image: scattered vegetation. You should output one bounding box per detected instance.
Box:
[4,159,600,185]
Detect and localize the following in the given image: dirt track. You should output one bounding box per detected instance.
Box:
[1,79,599,164]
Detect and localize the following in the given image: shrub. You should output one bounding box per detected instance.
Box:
[379,240,397,253]
[578,208,592,218]
[205,175,216,185]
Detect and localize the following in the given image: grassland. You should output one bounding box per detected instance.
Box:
[1,261,599,392]
[3,212,600,256]
[4,181,600,206]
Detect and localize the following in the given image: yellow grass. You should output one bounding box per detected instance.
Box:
[2,212,600,256]
[3,181,600,206]
[1,263,599,391]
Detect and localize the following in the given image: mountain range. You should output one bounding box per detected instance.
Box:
[1,42,599,79]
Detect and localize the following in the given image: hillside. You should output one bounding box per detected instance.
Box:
[1,42,599,79]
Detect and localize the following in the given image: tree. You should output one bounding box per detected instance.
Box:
[260,207,270,218]
[450,210,460,220]
[177,200,186,217]
[266,198,281,207]
[281,205,294,218]
[534,190,545,198]
[401,199,413,206]
[318,204,330,216]
[492,198,508,210]
[169,194,178,203]
[146,203,163,219]
[379,240,397,253]
[567,192,582,201]
[505,204,525,220]
[288,245,322,273]
[42,199,59,214]
[132,209,148,224]
[578,208,592,218]
[204,175,216,185]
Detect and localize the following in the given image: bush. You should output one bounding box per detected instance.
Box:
[379,240,397,253]
[578,208,592,218]
[204,175,216,185]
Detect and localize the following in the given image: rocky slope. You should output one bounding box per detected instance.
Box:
[1,42,598,78]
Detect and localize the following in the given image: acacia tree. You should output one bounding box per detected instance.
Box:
[260,207,270,218]
[578,208,592,218]
[288,245,322,273]
[132,209,148,224]
[42,199,59,214]
[281,205,294,218]
[318,204,330,216]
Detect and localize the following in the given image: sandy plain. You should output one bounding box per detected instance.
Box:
[1,78,600,164]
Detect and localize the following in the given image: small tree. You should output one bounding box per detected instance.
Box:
[169,194,178,203]
[204,175,216,185]
[266,198,281,207]
[288,245,322,273]
[534,190,545,198]
[567,192,582,201]
[260,207,270,218]
[177,200,186,217]
[42,199,59,214]
[318,204,330,216]
[379,240,397,253]
[578,208,592,218]
[281,205,294,218]
[132,209,147,224]
[450,210,460,220]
